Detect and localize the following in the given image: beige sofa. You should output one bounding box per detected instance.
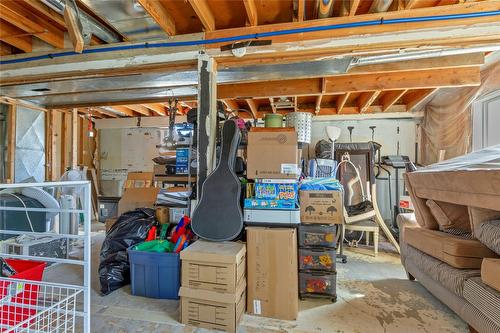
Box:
[399,146,500,333]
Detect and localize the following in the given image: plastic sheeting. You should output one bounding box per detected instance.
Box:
[420,60,500,165]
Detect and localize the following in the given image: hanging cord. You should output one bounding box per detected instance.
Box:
[0,190,35,232]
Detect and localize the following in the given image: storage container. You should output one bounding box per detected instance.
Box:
[299,247,336,272]
[128,247,180,299]
[299,271,337,299]
[299,224,337,247]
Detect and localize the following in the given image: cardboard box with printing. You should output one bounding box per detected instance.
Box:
[300,190,343,224]
[180,240,246,293]
[179,280,246,333]
[247,129,299,179]
[246,227,298,320]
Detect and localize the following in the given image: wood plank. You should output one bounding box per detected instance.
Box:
[142,103,166,116]
[71,108,78,169]
[315,95,323,114]
[218,67,480,99]
[22,0,66,28]
[6,104,16,182]
[61,112,68,174]
[380,89,408,112]
[94,108,120,118]
[137,0,176,36]
[108,106,137,117]
[243,0,258,26]
[358,91,381,113]
[245,99,258,119]
[205,2,500,48]
[0,41,13,55]
[63,4,84,53]
[297,0,305,22]
[188,0,215,31]
[337,93,350,114]
[350,0,361,16]
[223,99,239,111]
[269,98,277,113]
[125,104,152,116]
[0,19,32,52]
[45,109,56,180]
[0,1,65,48]
[78,114,84,164]
[404,88,438,111]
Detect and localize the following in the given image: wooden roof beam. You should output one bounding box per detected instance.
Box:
[188,0,215,32]
[297,0,305,22]
[94,108,120,118]
[245,99,258,119]
[106,106,136,117]
[125,105,152,116]
[63,4,84,53]
[142,104,166,116]
[206,2,500,48]
[315,95,323,115]
[0,1,64,48]
[0,19,32,52]
[137,0,176,36]
[381,89,408,112]
[243,0,258,26]
[337,93,350,114]
[269,98,277,113]
[218,67,480,99]
[404,88,438,111]
[340,0,361,16]
[223,99,239,111]
[358,91,381,113]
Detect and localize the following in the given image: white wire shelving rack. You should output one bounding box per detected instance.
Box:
[0,181,91,333]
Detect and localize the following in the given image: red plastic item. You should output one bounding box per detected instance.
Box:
[146,226,157,241]
[171,216,191,243]
[0,259,46,330]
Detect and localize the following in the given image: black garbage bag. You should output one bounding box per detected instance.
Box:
[99,208,157,295]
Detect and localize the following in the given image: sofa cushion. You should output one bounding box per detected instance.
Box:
[463,277,500,328]
[404,227,498,269]
[403,243,480,297]
[468,207,500,238]
[482,258,500,292]
[475,220,500,254]
[426,199,471,232]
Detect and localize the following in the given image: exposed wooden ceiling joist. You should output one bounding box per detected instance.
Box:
[296,0,305,22]
[188,0,215,32]
[243,0,258,26]
[337,93,351,114]
[404,88,439,111]
[107,105,136,117]
[93,108,119,118]
[0,19,32,52]
[217,66,480,99]
[125,104,152,116]
[358,91,381,113]
[137,0,176,36]
[0,1,64,48]
[63,5,84,53]
[142,103,166,116]
[380,89,408,112]
[223,99,239,111]
[205,2,500,48]
[245,99,258,119]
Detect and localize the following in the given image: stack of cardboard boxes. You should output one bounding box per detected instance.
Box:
[244,128,301,320]
[179,240,246,333]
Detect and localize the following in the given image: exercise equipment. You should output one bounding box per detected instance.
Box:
[192,120,243,241]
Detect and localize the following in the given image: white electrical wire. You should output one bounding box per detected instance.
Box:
[0,191,35,232]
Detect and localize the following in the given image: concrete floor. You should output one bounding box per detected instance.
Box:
[44,225,468,333]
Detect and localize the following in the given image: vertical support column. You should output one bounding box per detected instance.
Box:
[61,112,67,173]
[197,52,218,198]
[71,108,78,170]
[6,104,16,183]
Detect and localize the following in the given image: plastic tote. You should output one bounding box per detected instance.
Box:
[128,247,180,299]
[0,259,46,328]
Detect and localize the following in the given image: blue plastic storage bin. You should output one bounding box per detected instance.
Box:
[128,247,180,299]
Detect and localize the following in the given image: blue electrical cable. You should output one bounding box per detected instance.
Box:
[1,10,499,66]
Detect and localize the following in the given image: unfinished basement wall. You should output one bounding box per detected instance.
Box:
[309,117,421,223]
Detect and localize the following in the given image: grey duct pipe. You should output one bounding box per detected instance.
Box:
[317,0,335,19]
[41,0,122,44]
[368,0,394,14]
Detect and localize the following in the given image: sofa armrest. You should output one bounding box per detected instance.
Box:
[397,213,419,244]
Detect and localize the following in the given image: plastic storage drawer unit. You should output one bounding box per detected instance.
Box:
[299,248,336,272]
[128,247,180,299]
[299,271,337,301]
[299,224,336,247]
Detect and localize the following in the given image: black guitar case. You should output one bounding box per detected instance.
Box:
[192,120,243,241]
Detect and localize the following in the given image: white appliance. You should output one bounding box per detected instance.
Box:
[244,209,300,227]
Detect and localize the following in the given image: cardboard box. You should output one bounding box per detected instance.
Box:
[300,190,343,224]
[181,240,246,293]
[123,172,154,189]
[254,182,298,201]
[179,280,246,333]
[247,129,299,179]
[118,187,160,215]
[246,227,298,320]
